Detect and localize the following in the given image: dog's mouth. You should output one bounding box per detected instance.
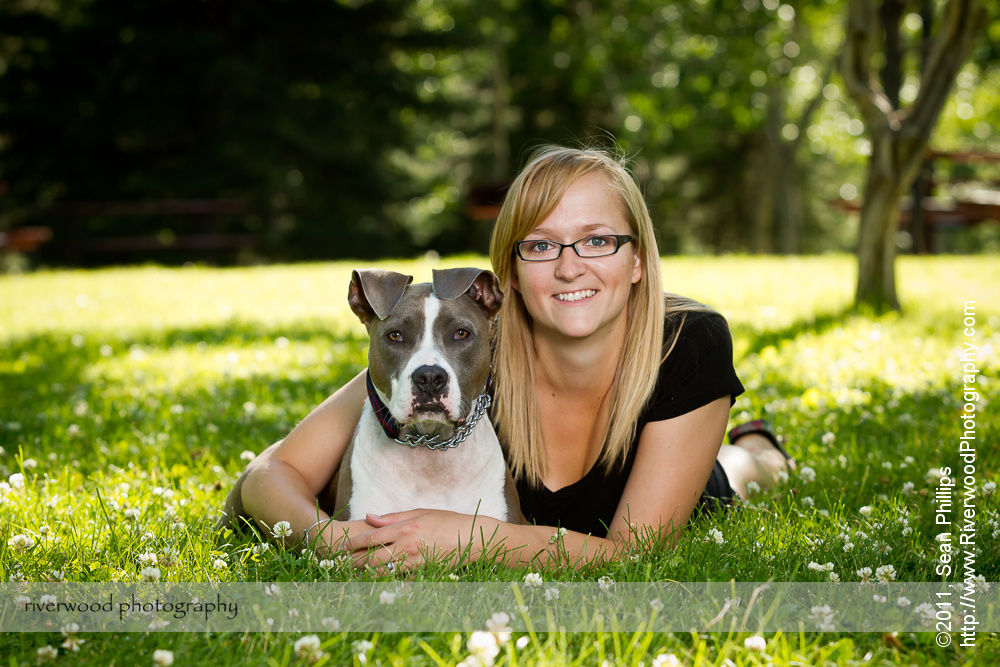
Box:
[399,418,458,439]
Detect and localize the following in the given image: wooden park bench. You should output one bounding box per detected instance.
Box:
[11,198,258,263]
[830,149,1000,253]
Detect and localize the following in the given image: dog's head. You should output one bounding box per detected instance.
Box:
[348,267,503,435]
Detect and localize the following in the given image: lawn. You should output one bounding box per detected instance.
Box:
[0,255,997,665]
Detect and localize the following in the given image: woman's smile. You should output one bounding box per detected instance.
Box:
[554,289,597,303]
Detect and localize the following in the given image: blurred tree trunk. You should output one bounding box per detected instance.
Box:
[492,40,511,183]
[762,62,832,255]
[840,0,983,311]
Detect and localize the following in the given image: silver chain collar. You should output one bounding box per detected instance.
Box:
[393,392,492,450]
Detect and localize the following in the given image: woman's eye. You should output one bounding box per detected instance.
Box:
[584,235,610,247]
[454,329,471,340]
[387,331,403,342]
[527,241,552,253]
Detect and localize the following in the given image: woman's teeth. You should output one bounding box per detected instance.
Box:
[555,290,596,302]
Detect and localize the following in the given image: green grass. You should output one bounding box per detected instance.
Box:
[0,255,998,665]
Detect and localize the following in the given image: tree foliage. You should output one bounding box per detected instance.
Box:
[0,0,996,266]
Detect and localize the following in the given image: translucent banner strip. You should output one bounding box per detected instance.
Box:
[1,582,995,633]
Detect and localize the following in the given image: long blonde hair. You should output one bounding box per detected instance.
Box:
[490,145,710,487]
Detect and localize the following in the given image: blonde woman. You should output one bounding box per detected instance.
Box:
[237,145,792,569]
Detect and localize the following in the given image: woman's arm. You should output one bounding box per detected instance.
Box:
[351,397,731,570]
[240,369,374,545]
[604,396,730,545]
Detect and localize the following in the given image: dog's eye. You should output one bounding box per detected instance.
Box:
[387,331,403,342]
[454,329,470,340]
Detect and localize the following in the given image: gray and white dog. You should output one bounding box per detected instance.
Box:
[219,267,523,534]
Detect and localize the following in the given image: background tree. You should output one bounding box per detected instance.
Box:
[840,0,985,311]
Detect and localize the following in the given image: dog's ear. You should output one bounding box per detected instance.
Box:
[348,269,413,324]
[432,268,504,320]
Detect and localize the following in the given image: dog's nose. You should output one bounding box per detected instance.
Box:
[412,365,448,396]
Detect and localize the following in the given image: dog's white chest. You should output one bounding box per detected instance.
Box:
[347,406,509,521]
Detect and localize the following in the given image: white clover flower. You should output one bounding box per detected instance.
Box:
[808,562,834,573]
[875,564,896,583]
[318,559,336,570]
[288,608,299,620]
[124,508,141,521]
[859,505,872,517]
[212,559,226,570]
[829,571,840,582]
[22,458,37,470]
[705,527,725,545]
[171,522,185,532]
[745,480,760,495]
[271,521,293,539]
[801,496,814,507]
[744,635,767,652]
[294,635,323,659]
[252,544,270,557]
[138,552,158,566]
[40,595,57,605]
[7,534,35,552]
[380,591,397,605]
[881,461,892,470]
[650,598,664,612]
[971,574,990,593]
[448,573,460,581]
[896,596,911,608]
[153,649,174,666]
[48,570,65,582]
[0,482,11,496]
[915,602,935,624]
[148,618,170,631]
[776,469,789,484]
[652,654,680,667]
[322,617,340,631]
[240,450,256,462]
[821,432,836,445]
[467,631,500,666]
[799,466,816,483]
[36,646,58,663]
[901,526,912,537]
[141,567,161,582]
[925,468,944,482]
[598,575,614,591]
[543,588,559,601]
[901,481,915,495]
[485,612,512,645]
[807,605,835,631]
[873,594,887,603]
[61,636,85,651]
[983,481,996,496]
[523,572,543,588]
[857,567,872,582]
[9,473,25,489]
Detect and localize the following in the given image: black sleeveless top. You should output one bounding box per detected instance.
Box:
[501,311,745,537]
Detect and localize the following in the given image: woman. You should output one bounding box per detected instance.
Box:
[239,145,791,569]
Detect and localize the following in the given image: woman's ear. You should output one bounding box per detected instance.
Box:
[631,252,642,284]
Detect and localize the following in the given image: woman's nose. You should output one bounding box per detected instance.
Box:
[553,246,586,279]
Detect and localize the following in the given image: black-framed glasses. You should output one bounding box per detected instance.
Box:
[515,234,634,262]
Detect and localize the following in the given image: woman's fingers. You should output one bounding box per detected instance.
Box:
[364,510,419,527]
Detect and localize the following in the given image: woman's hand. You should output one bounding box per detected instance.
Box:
[309,518,382,554]
[343,509,504,572]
